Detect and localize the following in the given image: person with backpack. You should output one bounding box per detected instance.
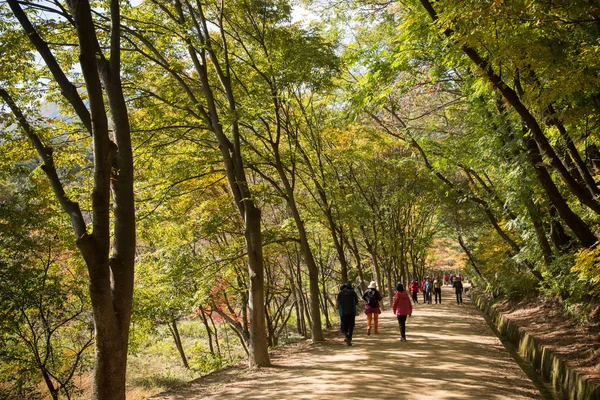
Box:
[392,283,413,342]
[433,276,443,304]
[408,279,420,304]
[362,281,383,335]
[337,282,359,346]
[453,277,464,305]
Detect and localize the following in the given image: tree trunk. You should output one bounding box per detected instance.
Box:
[244,205,271,367]
[179,0,270,367]
[168,319,189,369]
[288,272,305,337]
[6,2,136,398]
[320,265,332,328]
[346,234,367,293]
[525,137,597,247]
[457,235,488,284]
[420,0,600,217]
[198,306,215,356]
[207,312,222,364]
[273,157,323,341]
[546,105,600,197]
[523,195,553,267]
[548,207,575,251]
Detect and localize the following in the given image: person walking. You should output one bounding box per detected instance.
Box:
[433,276,443,304]
[362,281,383,335]
[392,283,413,342]
[453,277,464,305]
[337,282,359,346]
[422,277,432,304]
[409,279,419,304]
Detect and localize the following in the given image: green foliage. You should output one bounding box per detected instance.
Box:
[497,271,539,301]
[0,176,92,399]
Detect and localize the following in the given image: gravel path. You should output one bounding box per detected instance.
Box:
[152,286,546,399]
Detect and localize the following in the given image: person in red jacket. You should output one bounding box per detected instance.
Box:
[392,283,413,342]
[408,279,419,304]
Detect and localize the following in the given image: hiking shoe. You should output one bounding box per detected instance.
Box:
[401,337,406,342]
[347,340,352,346]
[367,327,371,336]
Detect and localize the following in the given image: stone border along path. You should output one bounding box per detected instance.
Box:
[472,290,600,400]
[152,285,558,400]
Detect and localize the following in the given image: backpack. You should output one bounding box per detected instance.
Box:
[365,289,379,307]
[339,287,357,316]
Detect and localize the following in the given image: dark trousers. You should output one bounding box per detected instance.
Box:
[425,290,432,303]
[341,314,356,341]
[435,288,442,303]
[397,315,407,338]
[456,290,463,304]
[411,292,418,303]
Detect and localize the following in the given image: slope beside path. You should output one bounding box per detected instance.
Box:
[151,285,550,399]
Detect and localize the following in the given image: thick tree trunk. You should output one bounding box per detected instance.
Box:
[7,2,136,398]
[244,205,271,367]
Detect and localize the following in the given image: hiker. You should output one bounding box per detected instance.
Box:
[453,277,464,305]
[409,279,420,304]
[449,273,454,285]
[433,276,443,304]
[337,282,359,346]
[444,274,449,286]
[362,281,383,335]
[422,277,432,304]
[392,283,412,342]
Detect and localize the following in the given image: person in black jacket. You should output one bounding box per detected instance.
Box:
[453,278,464,305]
[337,282,359,346]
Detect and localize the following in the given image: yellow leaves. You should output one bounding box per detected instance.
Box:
[572,245,600,295]
[490,0,505,10]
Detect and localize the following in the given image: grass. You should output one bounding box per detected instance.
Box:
[126,319,247,398]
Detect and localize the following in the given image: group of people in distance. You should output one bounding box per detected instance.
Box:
[336,275,466,346]
[409,275,465,305]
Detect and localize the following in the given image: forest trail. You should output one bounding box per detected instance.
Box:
[151,286,551,399]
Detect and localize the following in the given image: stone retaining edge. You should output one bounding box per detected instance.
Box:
[470,289,600,400]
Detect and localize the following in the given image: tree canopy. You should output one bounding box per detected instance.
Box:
[1,0,599,397]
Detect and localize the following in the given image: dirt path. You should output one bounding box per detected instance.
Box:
[152,286,550,399]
